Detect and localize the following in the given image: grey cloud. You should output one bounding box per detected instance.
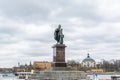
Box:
[0,0,103,23]
[0,0,51,22]
[0,0,72,23]
[0,26,22,35]
[23,51,50,57]
[0,0,119,24]
[25,32,53,43]
[52,1,102,22]
[0,25,24,44]
[0,36,18,44]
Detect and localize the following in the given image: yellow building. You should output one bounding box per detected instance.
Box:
[91,69,105,73]
[33,61,52,70]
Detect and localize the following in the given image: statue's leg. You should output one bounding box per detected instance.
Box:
[60,37,63,44]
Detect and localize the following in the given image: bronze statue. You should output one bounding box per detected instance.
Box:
[54,24,64,44]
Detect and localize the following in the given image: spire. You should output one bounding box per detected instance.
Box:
[87,53,90,58]
[29,61,32,66]
[25,63,27,66]
[18,62,20,67]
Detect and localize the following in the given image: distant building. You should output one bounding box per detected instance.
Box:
[81,54,96,68]
[91,69,105,73]
[13,62,33,72]
[33,61,51,70]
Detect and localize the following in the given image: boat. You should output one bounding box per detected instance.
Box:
[15,72,32,79]
[2,74,8,77]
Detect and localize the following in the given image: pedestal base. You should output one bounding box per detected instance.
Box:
[53,62,66,67]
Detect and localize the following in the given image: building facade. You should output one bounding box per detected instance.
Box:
[91,69,105,72]
[13,62,33,72]
[33,61,51,70]
[81,54,96,68]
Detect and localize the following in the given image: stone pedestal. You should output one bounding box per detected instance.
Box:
[52,44,67,67]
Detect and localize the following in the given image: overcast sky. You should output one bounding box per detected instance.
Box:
[0,0,120,67]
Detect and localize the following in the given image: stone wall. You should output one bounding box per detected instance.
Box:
[30,71,88,80]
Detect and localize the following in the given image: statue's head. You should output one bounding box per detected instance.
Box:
[58,24,61,29]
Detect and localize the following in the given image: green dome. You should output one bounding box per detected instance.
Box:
[82,54,95,62]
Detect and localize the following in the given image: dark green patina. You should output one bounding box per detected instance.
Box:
[83,53,95,62]
[54,24,64,44]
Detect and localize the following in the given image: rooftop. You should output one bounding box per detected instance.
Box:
[82,53,95,62]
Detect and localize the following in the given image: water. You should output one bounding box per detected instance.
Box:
[0,73,23,80]
[0,77,18,80]
[0,75,113,80]
[88,74,120,80]
[0,76,26,80]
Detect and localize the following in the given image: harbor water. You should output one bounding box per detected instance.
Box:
[88,74,120,80]
[0,77,22,80]
[0,73,22,80]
